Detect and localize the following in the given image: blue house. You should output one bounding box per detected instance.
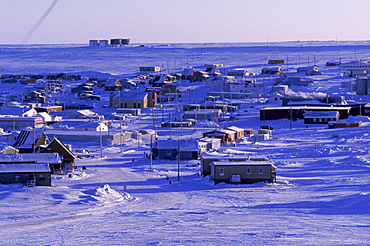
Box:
[152,139,199,160]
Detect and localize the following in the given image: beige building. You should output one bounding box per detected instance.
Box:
[211,161,276,185]
[110,91,157,108]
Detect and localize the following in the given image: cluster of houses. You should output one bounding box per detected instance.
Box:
[2,55,370,187]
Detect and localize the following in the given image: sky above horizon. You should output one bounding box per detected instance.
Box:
[1,0,370,44]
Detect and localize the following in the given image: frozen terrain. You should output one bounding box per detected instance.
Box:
[0,41,370,245]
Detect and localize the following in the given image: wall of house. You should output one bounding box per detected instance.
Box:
[0,172,51,186]
[211,164,272,184]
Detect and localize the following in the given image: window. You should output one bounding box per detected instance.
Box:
[258,167,264,174]
[39,174,45,181]
[246,168,251,174]
[220,168,224,176]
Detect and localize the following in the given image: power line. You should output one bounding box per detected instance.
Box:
[22,0,59,43]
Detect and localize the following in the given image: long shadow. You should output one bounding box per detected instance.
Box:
[252,193,370,215]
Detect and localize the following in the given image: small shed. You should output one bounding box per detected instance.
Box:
[210,161,276,185]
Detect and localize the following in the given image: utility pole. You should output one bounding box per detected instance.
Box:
[177,139,180,182]
[150,135,153,170]
[99,116,103,158]
[290,100,293,129]
[118,90,122,153]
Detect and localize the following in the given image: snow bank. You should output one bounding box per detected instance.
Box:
[93,184,132,204]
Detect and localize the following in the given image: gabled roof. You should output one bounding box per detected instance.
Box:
[13,130,48,148]
[44,137,76,159]
[105,78,121,87]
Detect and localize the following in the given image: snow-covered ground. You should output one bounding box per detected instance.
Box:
[1,41,370,245]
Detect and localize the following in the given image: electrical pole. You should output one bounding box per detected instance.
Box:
[177,139,180,182]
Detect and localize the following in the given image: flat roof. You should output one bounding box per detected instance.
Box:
[262,106,351,111]
[0,153,61,163]
[0,163,51,173]
[211,161,272,166]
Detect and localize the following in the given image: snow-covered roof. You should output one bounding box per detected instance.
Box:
[0,153,61,163]
[155,139,198,150]
[224,126,245,132]
[263,106,351,111]
[211,161,272,166]
[340,60,370,70]
[77,109,98,116]
[0,108,37,117]
[304,111,339,118]
[0,163,51,173]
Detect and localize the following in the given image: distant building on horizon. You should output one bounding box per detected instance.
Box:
[89,38,130,46]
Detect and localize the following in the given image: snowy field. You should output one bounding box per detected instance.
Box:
[1,41,370,245]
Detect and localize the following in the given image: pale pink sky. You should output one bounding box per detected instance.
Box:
[1,0,370,44]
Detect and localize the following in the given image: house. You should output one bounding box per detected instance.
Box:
[24,91,46,103]
[13,130,50,153]
[296,66,321,75]
[340,60,370,76]
[205,76,235,90]
[227,68,250,77]
[40,138,76,171]
[104,79,122,91]
[181,67,195,80]
[304,111,340,124]
[198,138,221,152]
[190,71,209,82]
[261,67,283,75]
[116,108,141,116]
[110,91,157,108]
[20,78,37,85]
[260,106,351,121]
[281,77,312,86]
[152,139,199,160]
[139,66,161,72]
[0,116,44,131]
[202,129,236,144]
[0,163,51,186]
[183,109,222,121]
[52,121,108,131]
[328,120,362,128]
[67,109,100,120]
[281,95,345,106]
[34,106,63,114]
[210,161,276,185]
[200,153,268,176]
[224,126,245,139]
[268,59,284,64]
[0,153,62,174]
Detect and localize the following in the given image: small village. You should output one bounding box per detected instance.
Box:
[0,51,368,188]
